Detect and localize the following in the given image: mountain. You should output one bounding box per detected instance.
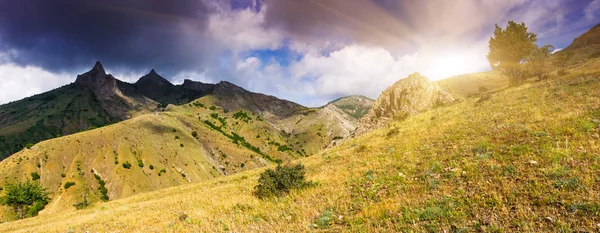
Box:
[4,43,600,232]
[356,72,455,134]
[557,23,600,64]
[328,95,375,119]
[0,62,364,219]
[0,62,155,160]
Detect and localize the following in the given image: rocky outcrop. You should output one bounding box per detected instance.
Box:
[182,79,215,93]
[75,61,121,100]
[76,61,155,119]
[356,72,455,134]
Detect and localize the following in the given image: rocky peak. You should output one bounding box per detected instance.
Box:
[90,61,106,76]
[182,79,215,93]
[136,69,173,88]
[356,72,455,134]
[75,61,120,100]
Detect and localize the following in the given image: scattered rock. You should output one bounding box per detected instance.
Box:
[529,160,538,165]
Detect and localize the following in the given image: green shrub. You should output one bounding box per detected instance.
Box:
[122,161,132,169]
[0,180,50,219]
[60,173,66,178]
[64,182,76,190]
[209,106,217,110]
[191,131,198,137]
[149,165,154,170]
[254,163,313,199]
[94,174,109,201]
[25,143,34,149]
[315,209,334,229]
[31,172,40,180]
[137,159,144,168]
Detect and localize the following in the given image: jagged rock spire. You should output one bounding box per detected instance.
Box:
[88,61,106,76]
[75,61,119,100]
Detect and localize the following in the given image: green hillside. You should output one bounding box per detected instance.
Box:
[0,84,120,160]
[329,95,375,119]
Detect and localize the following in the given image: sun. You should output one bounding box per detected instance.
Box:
[424,51,487,80]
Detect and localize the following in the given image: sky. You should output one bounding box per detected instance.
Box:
[0,0,599,107]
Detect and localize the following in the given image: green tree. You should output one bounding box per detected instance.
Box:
[553,51,573,68]
[527,45,555,80]
[0,180,50,219]
[487,21,538,86]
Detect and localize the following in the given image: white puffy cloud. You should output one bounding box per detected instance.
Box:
[207,4,284,53]
[0,63,72,104]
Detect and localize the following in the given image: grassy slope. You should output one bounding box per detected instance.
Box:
[0,84,119,160]
[436,70,508,99]
[3,59,599,231]
[0,96,304,221]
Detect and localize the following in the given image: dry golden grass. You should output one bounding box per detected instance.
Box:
[2,62,600,232]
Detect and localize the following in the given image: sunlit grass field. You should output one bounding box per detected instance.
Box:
[2,60,600,232]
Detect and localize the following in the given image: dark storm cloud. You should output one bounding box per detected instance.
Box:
[262,0,594,51]
[263,0,416,48]
[0,0,214,75]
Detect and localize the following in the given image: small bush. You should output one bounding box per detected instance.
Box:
[254,163,313,199]
[137,159,144,168]
[315,209,334,229]
[25,143,34,149]
[209,106,217,110]
[60,173,66,178]
[31,172,40,180]
[149,165,154,170]
[191,131,198,137]
[180,144,184,147]
[122,161,132,169]
[64,182,76,190]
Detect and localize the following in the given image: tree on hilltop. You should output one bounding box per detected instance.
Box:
[487,21,538,85]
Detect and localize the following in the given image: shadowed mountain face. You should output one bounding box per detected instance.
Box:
[134,70,306,120]
[0,62,155,160]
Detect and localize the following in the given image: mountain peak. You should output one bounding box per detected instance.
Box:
[136,69,172,87]
[75,62,120,100]
[89,61,106,76]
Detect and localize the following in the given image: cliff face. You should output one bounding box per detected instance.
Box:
[75,61,155,119]
[356,72,455,134]
[75,61,121,100]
